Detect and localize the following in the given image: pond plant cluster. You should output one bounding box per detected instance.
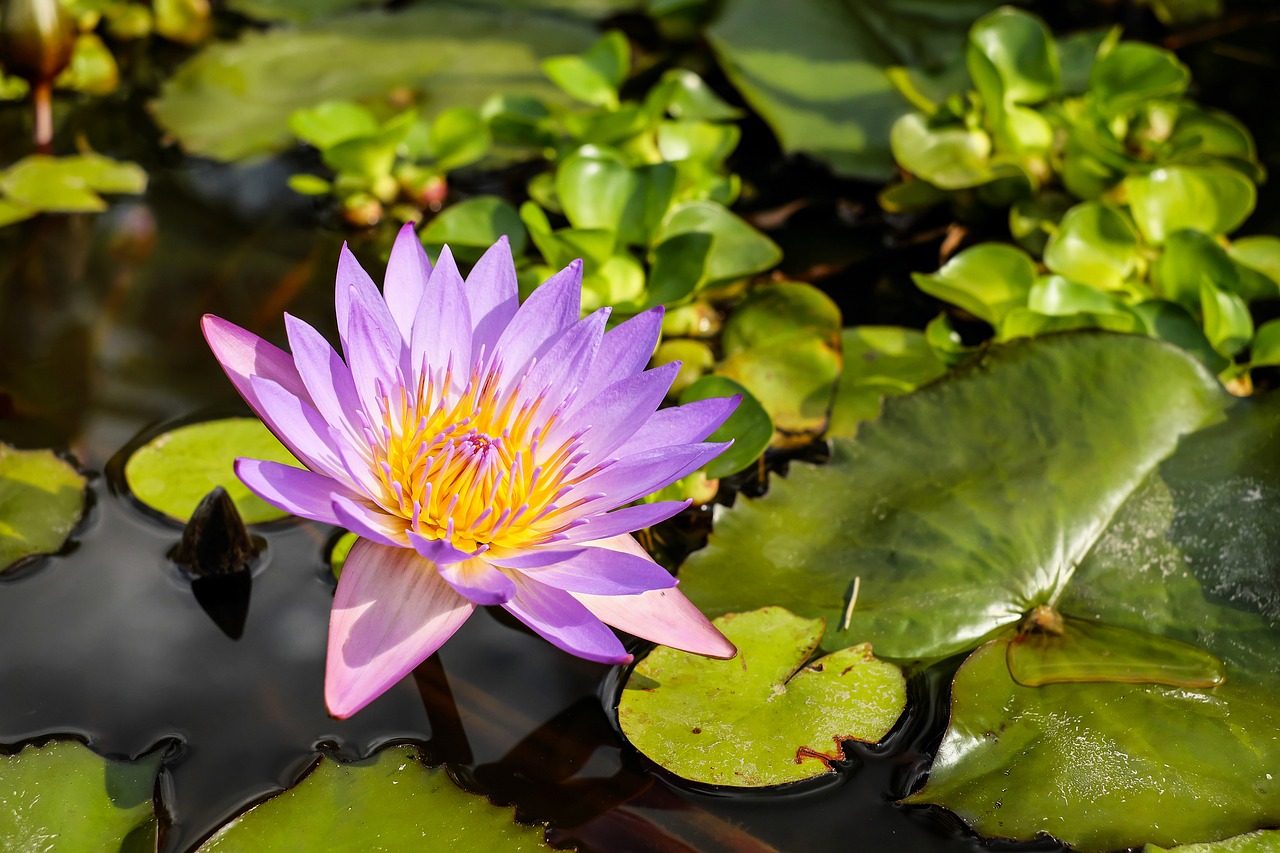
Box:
[1,0,1279,851]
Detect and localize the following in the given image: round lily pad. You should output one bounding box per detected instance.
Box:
[124,418,299,523]
[618,607,905,788]
[0,444,86,572]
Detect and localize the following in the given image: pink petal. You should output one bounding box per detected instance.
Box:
[234,458,357,526]
[502,574,632,665]
[383,223,432,340]
[491,259,583,377]
[437,557,515,605]
[407,530,482,566]
[577,442,731,513]
[326,539,474,718]
[344,289,404,423]
[556,500,691,544]
[410,245,472,382]
[335,244,400,362]
[333,494,409,547]
[202,314,311,411]
[574,307,663,403]
[612,395,740,458]
[571,535,736,659]
[246,374,349,483]
[284,314,363,445]
[518,544,677,596]
[465,235,519,360]
[558,362,679,460]
[522,307,609,404]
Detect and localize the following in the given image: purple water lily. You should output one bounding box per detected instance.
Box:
[203,225,738,718]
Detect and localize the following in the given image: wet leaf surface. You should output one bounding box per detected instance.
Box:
[0,444,85,572]
[618,608,905,787]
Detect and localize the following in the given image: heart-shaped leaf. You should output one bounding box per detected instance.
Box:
[0,444,86,572]
[617,607,905,788]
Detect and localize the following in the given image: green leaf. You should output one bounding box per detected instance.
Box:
[966,8,1058,108]
[679,375,772,479]
[322,110,416,184]
[124,418,300,523]
[912,243,1037,326]
[287,174,333,196]
[721,281,841,357]
[828,326,947,436]
[288,100,381,150]
[1125,166,1256,244]
[1251,318,1280,367]
[1199,280,1253,358]
[1132,299,1229,373]
[0,741,161,850]
[707,0,999,181]
[541,29,629,108]
[1146,830,1280,852]
[1042,201,1141,290]
[889,112,1000,190]
[659,69,743,121]
[1025,275,1136,320]
[1,154,146,213]
[329,531,357,579]
[198,745,552,850]
[151,4,601,161]
[0,444,86,572]
[717,335,841,445]
[1154,228,1246,308]
[428,106,490,170]
[556,144,636,232]
[653,201,780,289]
[1228,235,1280,297]
[680,333,1226,661]
[1088,41,1189,114]
[618,607,905,787]
[653,338,716,396]
[420,196,527,263]
[56,32,120,95]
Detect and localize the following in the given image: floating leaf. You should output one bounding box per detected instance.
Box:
[0,154,146,214]
[652,201,780,290]
[889,112,998,190]
[199,745,552,850]
[1088,41,1189,114]
[721,282,840,356]
[617,608,905,788]
[124,418,300,523]
[828,326,946,436]
[0,445,86,572]
[1146,830,1280,852]
[967,8,1059,109]
[0,740,162,851]
[717,335,840,445]
[679,375,772,479]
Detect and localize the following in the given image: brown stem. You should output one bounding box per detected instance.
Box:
[32,80,53,153]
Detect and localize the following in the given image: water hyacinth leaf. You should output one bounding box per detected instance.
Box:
[151,4,600,161]
[660,69,743,122]
[1005,615,1225,687]
[653,201,780,290]
[1200,281,1253,358]
[1132,300,1229,373]
[556,145,637,232]
[1227,235,1280,299]
[1251,319,1280,367]
[541,30,629,108]
[0,445,86,572]
[1009,189,1073,255]
[618,608,906,788]
[1042,201,1141,290]
[1025,275,1136,320]
[56,32,119,95]
[679,375,771,479]
[646,231,710,307]
[680,334,1226,660]
[1155,229,1247,307]
[707,0,999,180]
[1088,41,1189,114]
[125,419,300,523]
[199,746,552,850]
[0,740,162,850]
[1125,166,1256,244]
[721,282,840,357]
[0,198,34,227]
[912,243,1037,326]
[420,196,527,263]
[1146,830,1280,852]
[966,8,1059,108]
[889,112,997,190]
[717,336,841,446]
[828,326,947,436]
[329,532,358,579]
[1056,26,1114,95]
[428,106,490,170]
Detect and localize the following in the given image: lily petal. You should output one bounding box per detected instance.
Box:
[612,395,741,458]
[410,245,472,385]
[326,539,474,718]
[574,306,663,404]
[577,441,732,513]
[246,374,348,483]
[522,307,609,405]
[502,574,632,665]
[465,236,519,359]
[284,314,363,445]
[492,259,582,376]
[408,530,481,566]
[333,494,408,547]
[344,288,405,423]
[571,535,736,659]
[556,500,691,544]
[437,557,515,605]
[335,244,402,365]
[557,361,680,460]
[201,315,310,410]
[234,458,355,526]
[519,544,678,596]
[383,223,432,339]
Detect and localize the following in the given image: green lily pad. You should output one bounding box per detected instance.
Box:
[1146,830,1280,852]
[706,0,998,180]
[0,444,86,572]
[1124,166,1256,244]
[680,333,1226,661]
[717,334,841,445]
[199,745,552,850]
[0,740,162,850]
[617,607,905,788]
[827,326,947,436]
[124,418,300,523]
[151,3,601,161]
[0,154,146,215]
[721,282,840,356]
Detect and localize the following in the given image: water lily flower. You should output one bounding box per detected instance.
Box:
[202,226,738,718]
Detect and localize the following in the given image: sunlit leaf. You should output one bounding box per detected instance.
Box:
[420,196,527,264]
[1125,166,1255,244]
[1042,201,1141,290]
[912,243,1036,326]
[0,444,86,572]
[828,326,946,436]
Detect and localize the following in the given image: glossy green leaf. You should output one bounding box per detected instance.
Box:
[653,201,780,289]
[0,740,162,850]
[1251,319,1280,367]
[541,29,628,108]
[124,418,300,523]
[659,69,743,121]
[0,445,86,572]
[1005,615,1225,687]
[707,0,999,180]
[966,8,1058,108]
[1125,166,1255,244]
[1200,281,1253,358]
[1056,26,1114,95]
[1025,275,1135,319]
[1088,41,1189,114]
[556,145,636,232]
[889,112,998,190]
[646,232,710,307]
[721,282,840,357]
[1042,201,1141,290]
[1227,235,1280,299]
[1009,190,1072,255]
[1154,229,1246,307]
[152,4,599,161]
[681,334,1226,660]
[1132,300,1228,373]
[420,196,527,263]
[329,531,357,579]
[679,375,772,479]
[912,243,1037,326]
[1146,830,1280,852]
[717,335,841,445]
[428,106,490,170]
[828,326,947,437]
[654,338,715,396]
[618,608,905,787]
[0,154,146,214]
[289,101,381,150]
[322,110,416,184]
[199,745,552,850]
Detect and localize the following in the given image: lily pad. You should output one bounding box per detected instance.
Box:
[0,740,162,850]
[1146,831,1280,852]
[828,326,947,436]
[617,607,905,788]
[199,745,552,850]
[151,3,601,161]
[0,444,86,572]
[124,418,299,523]
[0,154,147,222]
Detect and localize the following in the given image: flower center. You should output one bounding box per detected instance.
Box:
[366,359,591,555]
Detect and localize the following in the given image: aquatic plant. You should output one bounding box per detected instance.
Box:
[202,226,738,717]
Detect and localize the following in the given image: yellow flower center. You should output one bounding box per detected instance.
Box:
[368,360,590,555]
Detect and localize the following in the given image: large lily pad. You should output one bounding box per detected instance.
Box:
[827,325,947,436]
[0,740,163,850]
[682,333,1226,661]
[151,3,600,161]
[617,607,905,788]
[707,0,998,181]
[0,444,86,572]
[199,745,551,850]
[1147,831,1280,852]
[124,418,299,523]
